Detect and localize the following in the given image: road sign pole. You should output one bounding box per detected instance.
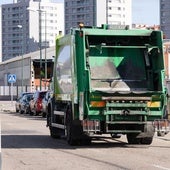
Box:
[11,82,14,105]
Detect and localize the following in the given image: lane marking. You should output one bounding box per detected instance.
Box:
[153,164,170,170]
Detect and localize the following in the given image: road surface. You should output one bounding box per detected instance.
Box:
[0,106,170,170]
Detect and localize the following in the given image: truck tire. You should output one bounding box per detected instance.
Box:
[66,105,78,145]
[50,126,61,139]
[141,137,153,145]
[127,133,141,144]
[66,122,78,145]
[127,134,153,145]
[66,111,91,146]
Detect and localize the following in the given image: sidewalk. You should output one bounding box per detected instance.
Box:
[0,101,15,112]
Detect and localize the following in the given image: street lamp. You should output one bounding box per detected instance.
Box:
[27,3,47,90]
[17,24,23,92]
[44,11,47,89]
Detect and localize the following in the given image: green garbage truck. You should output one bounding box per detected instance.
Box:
[47,24,170,145]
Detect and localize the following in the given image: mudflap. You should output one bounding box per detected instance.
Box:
[153,119,170,136]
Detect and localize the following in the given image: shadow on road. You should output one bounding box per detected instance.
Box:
[1,134,130,150]
[3,111,46,121]
[2,134,167,149]
[2,112,170,150]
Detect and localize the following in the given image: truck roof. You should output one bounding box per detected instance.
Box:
[70,24,160,37]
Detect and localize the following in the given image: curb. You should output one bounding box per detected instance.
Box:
[0,103,15,112]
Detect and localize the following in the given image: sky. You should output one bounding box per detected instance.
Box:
[132,0,160,25]
[0,0,160,25]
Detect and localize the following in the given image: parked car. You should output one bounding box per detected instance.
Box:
[42,91,53,117]
[29,90,47,116]
[20,93,34,114]
[15,92,33,113]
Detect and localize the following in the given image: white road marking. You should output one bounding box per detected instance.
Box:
[153,164,170,170]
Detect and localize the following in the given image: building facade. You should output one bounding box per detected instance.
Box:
[160,0,170,39]
[65,0,132,34]
[0,46,55,95]
[0,0,64,62]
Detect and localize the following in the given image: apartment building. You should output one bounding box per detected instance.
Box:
[65,0,132,34]
[0,0,64,61]
[160,0,170,39]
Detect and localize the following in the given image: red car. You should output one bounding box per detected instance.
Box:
[29,90,47,115]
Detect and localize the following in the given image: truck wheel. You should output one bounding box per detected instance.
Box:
[81,138,92,145]
[141,137,153,145]
[66,105,78,145]
[50,126,61,139]
[127,133,141,144]
[66,123,78,145]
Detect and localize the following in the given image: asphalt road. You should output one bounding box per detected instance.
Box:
[1,108,170,170]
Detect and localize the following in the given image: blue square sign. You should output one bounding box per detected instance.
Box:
[8,74,16,83]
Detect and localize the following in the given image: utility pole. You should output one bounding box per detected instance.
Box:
[17,24,23,92]
[39,2,42,90]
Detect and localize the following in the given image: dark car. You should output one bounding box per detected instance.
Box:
[29,90,47,115]
[42,91,53,117]
[15,92,33,113]
[20,93,34,114]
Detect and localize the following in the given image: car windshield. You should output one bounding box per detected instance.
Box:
[26,94,33,101]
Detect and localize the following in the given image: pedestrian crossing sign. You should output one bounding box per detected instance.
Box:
[8,74,16,83]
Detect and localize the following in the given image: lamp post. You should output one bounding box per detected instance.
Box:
[44,11,47,89]
[38,2,42,90]
[17,24,23,92]
[27,4,47,90]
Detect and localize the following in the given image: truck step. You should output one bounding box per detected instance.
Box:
[54,110,64,116]
[52,123,65,129]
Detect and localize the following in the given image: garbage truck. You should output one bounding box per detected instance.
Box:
[47,24,170,145]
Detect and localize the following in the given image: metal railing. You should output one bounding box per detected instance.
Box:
[0,85,48,98]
